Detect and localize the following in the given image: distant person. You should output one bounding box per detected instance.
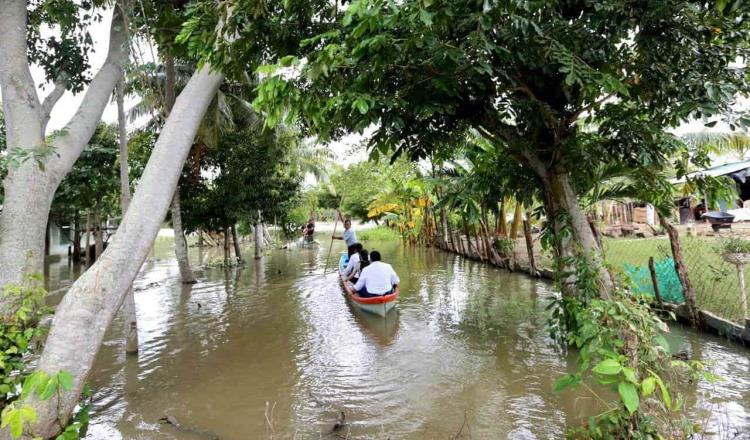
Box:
[303,218,315,243]
[353,250,399,297]
[332,214,358,247]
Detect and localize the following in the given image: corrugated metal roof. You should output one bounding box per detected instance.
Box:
[670,159,750,184]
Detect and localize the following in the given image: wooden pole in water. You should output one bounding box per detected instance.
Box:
[323,197,344,275]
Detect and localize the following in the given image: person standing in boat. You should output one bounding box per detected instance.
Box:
[353,251,399,298]
[332,213,358,248]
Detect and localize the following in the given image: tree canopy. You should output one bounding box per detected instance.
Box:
[248,0,750,296]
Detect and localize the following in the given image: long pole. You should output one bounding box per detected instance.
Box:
[323,198,344,275]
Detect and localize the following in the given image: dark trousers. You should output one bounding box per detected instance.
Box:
[356,287,393,298]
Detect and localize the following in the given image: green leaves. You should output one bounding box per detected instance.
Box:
[419,9,433,26]
[553,374,581,391]
[618,382,639,415]
[353,98,370,115]
[641,376,656,396]
[1,404,36,439]
[592,359,621,375]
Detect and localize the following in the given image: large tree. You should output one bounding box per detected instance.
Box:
[3,1,338,437]
[253,0,750,297]
[0,0,130,316]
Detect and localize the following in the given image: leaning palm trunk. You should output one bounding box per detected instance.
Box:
[13,67,223,439]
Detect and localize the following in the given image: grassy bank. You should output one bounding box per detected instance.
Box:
[357,225,401,242]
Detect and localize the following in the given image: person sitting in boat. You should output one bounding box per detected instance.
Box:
[345,248,370,283]
[303,218,315,243]
[343,243,363,279]
[332,214,358,247]
[353,251,399,298]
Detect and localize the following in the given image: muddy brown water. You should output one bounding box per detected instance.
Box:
[44,237,750,439]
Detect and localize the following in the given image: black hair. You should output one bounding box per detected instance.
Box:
[347,243,363,257]
[370,250,381,262]
[359,249,370,269]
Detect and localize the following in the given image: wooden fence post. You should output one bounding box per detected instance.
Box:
[661,218,700,327]
[648,256,665,309]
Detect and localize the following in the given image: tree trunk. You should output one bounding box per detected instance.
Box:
[521,150,614,297]
[0,0,129,319]
[523,216,538,277]
[223,227,230,266]
[84,212,92,265]
[254,211,263,259]
[660,218,700,327]
[163,53,197,284]
[548,171,613,296]
[15,67,223,439]
[510,202,522,239]
[231,225,244,264]
[473,226,484,261]
[72,216,81,263]
[498,199,508,237]
[479,216,501,267]
[94,211,103,259]
[117,76,138,354]
[461,216,476,258]
[171,192,197,283]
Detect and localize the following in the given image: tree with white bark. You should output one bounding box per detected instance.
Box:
[8,66,224,440]
[0,0,130,317]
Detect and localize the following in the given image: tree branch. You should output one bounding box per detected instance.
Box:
[566,91,616,127]
[511,76,560,133]
[40,77,68,132]
[0,0,44,149]
[49,0,131,183]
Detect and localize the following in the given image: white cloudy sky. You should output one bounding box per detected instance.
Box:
[32,7,744,167]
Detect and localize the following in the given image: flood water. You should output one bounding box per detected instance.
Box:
[45,236,750,439]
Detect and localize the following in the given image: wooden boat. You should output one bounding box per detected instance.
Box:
[338,254,399,317]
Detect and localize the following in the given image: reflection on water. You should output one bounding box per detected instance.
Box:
[41,236,750,439]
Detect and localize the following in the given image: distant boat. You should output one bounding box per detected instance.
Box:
[338,254,399,317]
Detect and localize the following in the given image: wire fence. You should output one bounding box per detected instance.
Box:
[603,234,748,324]
[438,223,748,326]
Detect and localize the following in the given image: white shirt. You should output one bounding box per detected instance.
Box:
[343,252,360,277]
[343,228,358,246]
[354,261,400,294]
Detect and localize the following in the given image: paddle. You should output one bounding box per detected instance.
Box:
[323,199,344,275]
